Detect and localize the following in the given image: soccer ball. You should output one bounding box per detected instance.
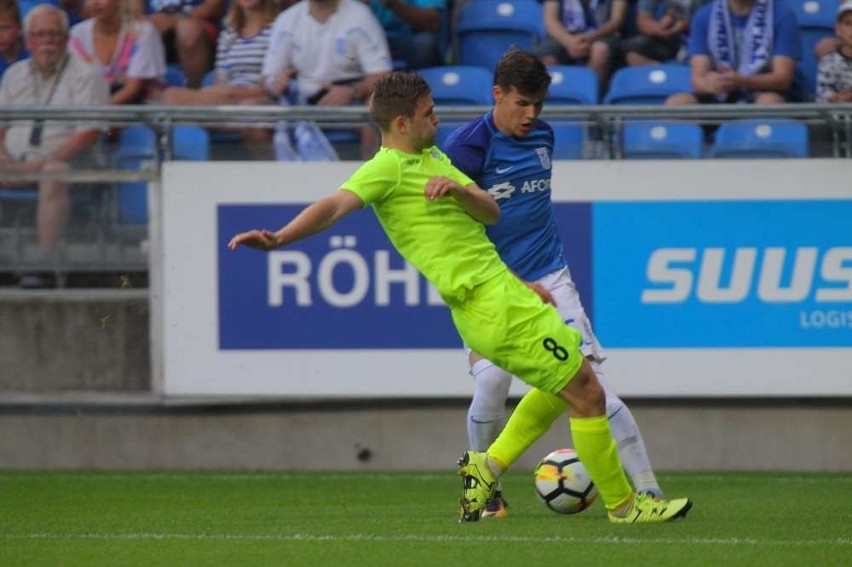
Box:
[533,448,598,514]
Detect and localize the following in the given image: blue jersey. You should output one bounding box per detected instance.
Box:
[443,112,567,281]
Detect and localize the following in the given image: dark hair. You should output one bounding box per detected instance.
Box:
[0,0,21,23]
[369,72,432,131]
[493,48,551,96]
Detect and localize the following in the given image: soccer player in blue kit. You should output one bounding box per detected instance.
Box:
[443,49,664,518]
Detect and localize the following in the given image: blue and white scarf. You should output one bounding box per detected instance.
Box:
[708,0,773,78]
[560,0,601,33]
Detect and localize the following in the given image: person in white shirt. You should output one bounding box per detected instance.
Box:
[261,0,392,157]
[0,5,109,287]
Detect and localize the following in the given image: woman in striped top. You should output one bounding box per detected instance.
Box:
[160,0,277,105]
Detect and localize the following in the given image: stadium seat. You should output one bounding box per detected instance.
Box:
[544,68,597,159]
[621,122,704,159]
[603,64,692,105]
[172,125,211,161]
[111,125,209,225]
[551,123,585,159]
[16,0,60,19]
[455,0,543,72]
[709,119,809,158]
[111,126,156,225]
[420,66,494,148]
[165,64,187,87]
[790,0,839,99]
[547,66,599,105]
[418,65,494,105]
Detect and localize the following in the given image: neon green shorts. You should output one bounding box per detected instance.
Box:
[451,271,584,394]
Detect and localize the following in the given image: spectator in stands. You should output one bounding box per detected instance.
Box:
[665,0,804,105]
[0,5,109,288]
[160,0,278,157]
[535,0,629,89]
[69,0,167,104]
[145,0,224,88]
[60,0,87,25]
[622,0,710,66]
[816,0,852,103]
[0,0,28,79]
[262,0,392,157]
[361,0,445,70]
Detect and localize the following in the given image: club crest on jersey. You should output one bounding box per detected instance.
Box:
[536,147,551,170]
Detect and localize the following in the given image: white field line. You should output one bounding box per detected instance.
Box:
[0,473,850,483]
[1,533,850,547]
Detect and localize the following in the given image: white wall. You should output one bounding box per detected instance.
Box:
[158,160,852,398]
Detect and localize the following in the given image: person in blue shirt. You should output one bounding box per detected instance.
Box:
[665,0,804,104]
[363,0,444,70]
[442,48,664,519]
[0,0,29,80]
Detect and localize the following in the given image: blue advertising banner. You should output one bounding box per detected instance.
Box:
[593,200,852,347]
[217,203,594,350]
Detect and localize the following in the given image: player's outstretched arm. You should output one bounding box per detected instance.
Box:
[228,190,364,251]
[424,177,500,225]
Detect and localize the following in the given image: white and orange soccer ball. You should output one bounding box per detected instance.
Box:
[533,448,598,514]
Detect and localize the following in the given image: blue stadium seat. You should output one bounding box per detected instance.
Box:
[420,65,494,148]
[547,66,599,105]
[111,126,156,225]
[551,123,585,159]
[111,125,209,225]
[172,125,211,161]
[790,0,839,99]
[621,122,704,159]
[16,0,59,19]
[603,64,692,105]
[165,63,187,87]
[709,119,809,158]
[545,68,596,159]
[419,65,494,105]
[455,0,543,72]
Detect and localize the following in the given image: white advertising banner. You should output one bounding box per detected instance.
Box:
[159,160,852,398]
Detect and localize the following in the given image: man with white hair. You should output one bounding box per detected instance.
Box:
[0,4,109,288]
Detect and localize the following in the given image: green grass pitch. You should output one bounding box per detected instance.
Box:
[1,471,849,566]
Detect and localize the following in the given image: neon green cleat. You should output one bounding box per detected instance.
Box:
[481,491,510,519]
[608,492,693,524]
[457,451,498,522]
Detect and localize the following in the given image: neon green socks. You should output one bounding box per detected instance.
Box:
[570,414,633,510]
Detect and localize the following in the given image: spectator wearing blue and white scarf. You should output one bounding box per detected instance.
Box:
[664,0,804,105]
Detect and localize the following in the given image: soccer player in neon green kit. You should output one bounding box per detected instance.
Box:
[227,71,692,524]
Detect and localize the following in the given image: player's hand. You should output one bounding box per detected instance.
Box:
[228,229,280,251]
[525,281,556,306]
[424,175,462,201]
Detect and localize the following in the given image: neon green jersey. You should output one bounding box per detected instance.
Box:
[342,146,506,304]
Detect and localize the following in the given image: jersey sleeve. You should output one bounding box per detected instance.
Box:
[350,13,393,75]
[772,4,802,60]
[688,5,711,57]
[442,123,486,181]
[434,148,475,188]
[341,151,400,205]
[127,21,167,80]
[262,13,294,79]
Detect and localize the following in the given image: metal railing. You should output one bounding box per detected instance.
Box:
[0,102,849,181]
[0,103,849,277]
